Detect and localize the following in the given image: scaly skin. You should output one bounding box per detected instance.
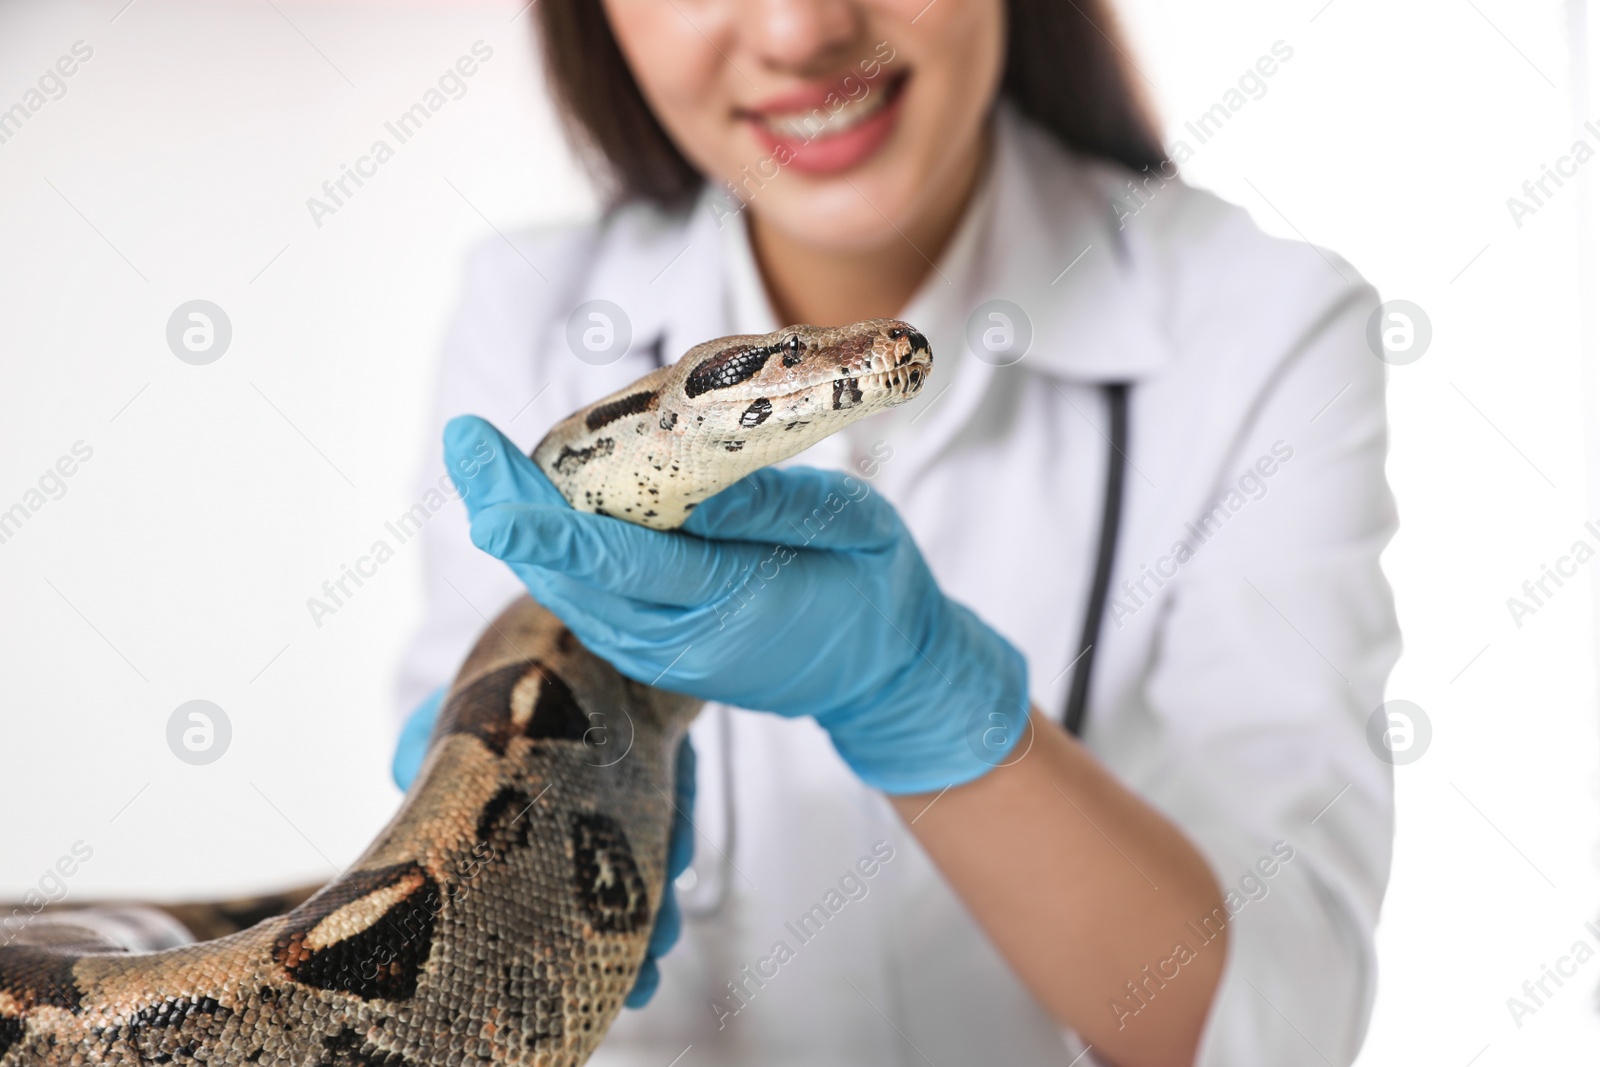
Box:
[0,320,931,1066]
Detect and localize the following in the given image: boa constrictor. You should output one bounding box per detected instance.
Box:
[0,319,932,1067]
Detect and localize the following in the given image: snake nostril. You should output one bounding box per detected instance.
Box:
[886,325,930,366]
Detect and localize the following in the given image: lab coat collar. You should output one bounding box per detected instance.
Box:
[965,102,1176,384]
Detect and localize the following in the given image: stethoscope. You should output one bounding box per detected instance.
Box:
[644,329,1132,917]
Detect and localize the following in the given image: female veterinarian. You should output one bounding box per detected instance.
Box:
[391,2,1400,1065]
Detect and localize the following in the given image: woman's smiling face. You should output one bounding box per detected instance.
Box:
[599,0,1006,254]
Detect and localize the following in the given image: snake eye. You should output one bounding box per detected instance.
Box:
[781,334,804,367]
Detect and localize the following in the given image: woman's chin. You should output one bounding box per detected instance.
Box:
[740,161,938,255]
[752,200,910,257]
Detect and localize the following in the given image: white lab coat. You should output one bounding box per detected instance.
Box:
[398,104,1400,1066]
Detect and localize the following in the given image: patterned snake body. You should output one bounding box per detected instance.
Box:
[0,320,931,1066]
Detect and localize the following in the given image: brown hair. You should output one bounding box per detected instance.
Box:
[535,0,1164,212]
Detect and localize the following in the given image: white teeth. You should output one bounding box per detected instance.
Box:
[761,86,893,141]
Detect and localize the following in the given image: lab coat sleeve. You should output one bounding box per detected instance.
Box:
[1139,281,1400,1066]
[392,233,585,725]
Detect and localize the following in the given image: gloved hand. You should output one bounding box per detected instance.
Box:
[390,687,445,793]
[392,688,697,1009]
[442,415,1030,795]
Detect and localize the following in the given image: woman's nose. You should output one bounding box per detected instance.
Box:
[737,0,866,74]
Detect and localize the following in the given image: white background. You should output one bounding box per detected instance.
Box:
[0,1,1595,1064]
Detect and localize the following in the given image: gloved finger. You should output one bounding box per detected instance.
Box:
[668,736,696,878]
[442,415,567,516]
[391,686,446,792]
[508,571,720,694]
[623,957,660,1009]
[684,466,901,551]
[527,566,733,645]
[519,571,645,650]
[646,884,682,958]
[471,503,769,608]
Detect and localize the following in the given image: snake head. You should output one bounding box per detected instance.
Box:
[535,319,933,530]
[679,319,932,410]
[665,316,932,468]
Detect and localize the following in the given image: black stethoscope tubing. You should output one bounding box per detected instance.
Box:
[1063,381,1129,737]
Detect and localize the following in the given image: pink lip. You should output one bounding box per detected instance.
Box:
[737,71,910,177]
[742,70,895,117]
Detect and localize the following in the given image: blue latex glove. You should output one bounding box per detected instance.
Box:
[442,414,1030,794]
[392,687,697,1009]
[390,687,444,793]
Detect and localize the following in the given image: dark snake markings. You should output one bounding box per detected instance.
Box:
[477,786,537,854]
[440,659,591,756]
[129,995,224,1032]
[273,863,442,1002]
[569,814,649,935]
[585,391,657,433]
[123,997,232,1065]
[0,1020,22,1062]
[684,344,776,398]
[740,398,773,428]
[0,945,84,1012]
[123,995,229,1063]
[887,325,929,358]
[832,376,863,410]
[552,438,616,475]
[321,1025,419,1067]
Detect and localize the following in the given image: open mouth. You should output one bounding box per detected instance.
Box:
[747,71,909,142]
[739,71,911,176]
[857,359,929,398]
